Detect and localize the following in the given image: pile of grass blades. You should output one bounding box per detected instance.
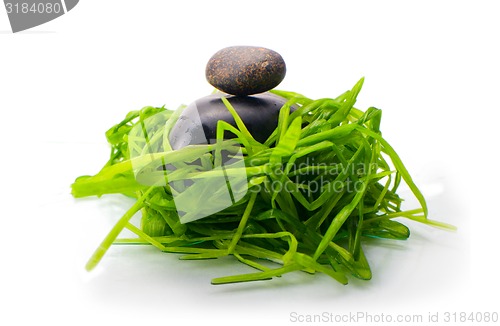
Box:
[72,78,455,285]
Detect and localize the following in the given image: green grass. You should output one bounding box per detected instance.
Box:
[72,78,455,285]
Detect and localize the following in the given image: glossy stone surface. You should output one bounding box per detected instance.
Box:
[169,92,290,150]
[205,46,286,96]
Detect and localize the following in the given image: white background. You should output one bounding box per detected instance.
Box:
[1,1,498,325]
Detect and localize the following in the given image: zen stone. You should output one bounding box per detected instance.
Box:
[206,46,286,96]
[169,92,291,150]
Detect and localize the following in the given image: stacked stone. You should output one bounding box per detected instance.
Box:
[205,46,286,96]
[169,46,288,150]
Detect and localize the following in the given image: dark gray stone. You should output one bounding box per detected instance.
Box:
[169,92,291,150]
[205,46,286,96]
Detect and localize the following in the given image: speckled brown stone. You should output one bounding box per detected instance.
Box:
[205,46,286,96]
